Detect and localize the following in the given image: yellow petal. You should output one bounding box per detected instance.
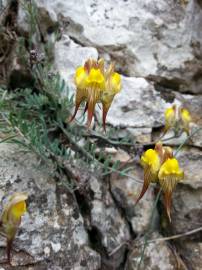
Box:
[165,105,176,128]
[159,158,184,178]
[158,158,184,192]
[111,73,121,93]
[100,72,121,108]
[141,149,161,174]
[75,66,88,89]
[1,193,28,225]
[10,201,26,220]
[105,72,121,95]
[86,68,105,89]
[165,106,175,119]
[180,108,191,123]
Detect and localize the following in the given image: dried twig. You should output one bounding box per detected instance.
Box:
[147,226,202,244]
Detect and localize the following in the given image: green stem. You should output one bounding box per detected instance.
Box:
[0,135,17,144]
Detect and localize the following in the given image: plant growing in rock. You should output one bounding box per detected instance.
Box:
[1,1,201,269]
[0,192,28,263]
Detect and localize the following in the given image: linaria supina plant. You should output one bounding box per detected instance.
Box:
[136,142,184,222]
[70,58,121,130]
[0,193,28,263]
[164,105,192,135]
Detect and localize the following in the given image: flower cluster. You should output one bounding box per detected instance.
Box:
[164,105,192,135]
[136,142,184,221]
[70,58,121,130]
[0,192,28,262]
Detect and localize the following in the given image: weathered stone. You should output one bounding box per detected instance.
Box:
[171,184,202,236]
[126,232,177,270]
[1,0,8,9]
[110,166,156,235]
[87,174,131,268]
[182,95,202,126]
[107,76,168,128]
[127,127,152,144]
[33,0,202,93]
[160,148,202,236]
[177,148,202,189]
[178,240,202,270]
[102,148,131,164]
[62,160,131,269]
[0,143,100,269]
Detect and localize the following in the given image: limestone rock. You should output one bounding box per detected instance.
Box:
[71,166,131,269]
[0,143,100,270]
[161,148,202,235]
[177,148,202,189]
[33,0,202,93]
[107,76,168,128]
[110,166,156,235]
[126,232,177,270]
[178,241,202,270]
[171,185,202,236]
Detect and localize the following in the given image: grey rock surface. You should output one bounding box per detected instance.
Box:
[110,165,156,235]
[0,143,100,270]
[178,240,202,270]
[107,76,168,128]
[34,0,202,94]
[63,162,131,269]
[126,232,177,270]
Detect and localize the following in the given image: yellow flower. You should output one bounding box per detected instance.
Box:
[164,105,176,131]
[75,66,88,89]
[101,65,121,130]
[158,158,184,221]
[141,149,161,175]
[179,108,191,135]
[0,192,28,262]
[70,58,121,129]
[136,149,161,204]
[136,142,184,222]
